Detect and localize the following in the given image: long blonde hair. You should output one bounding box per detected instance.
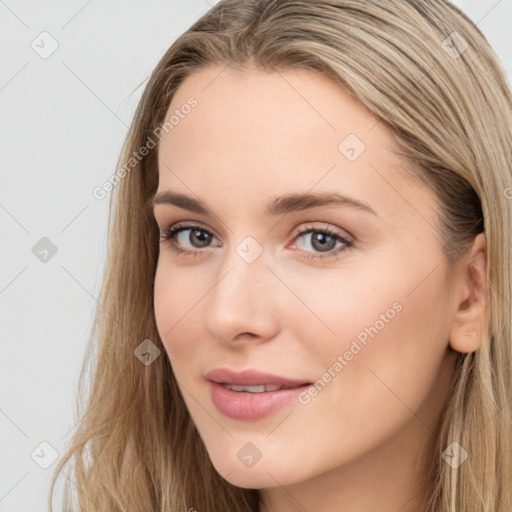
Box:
[49,1,512,510]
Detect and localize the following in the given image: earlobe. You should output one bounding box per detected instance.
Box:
[449,302,486,353]
[448,233,488,354]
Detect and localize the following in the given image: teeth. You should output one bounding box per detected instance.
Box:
[223,383,283,393]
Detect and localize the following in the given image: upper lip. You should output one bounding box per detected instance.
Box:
[205,368,311,387]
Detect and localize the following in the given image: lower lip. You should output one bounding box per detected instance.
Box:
[208,380,311,420]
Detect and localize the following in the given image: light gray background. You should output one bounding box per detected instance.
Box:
[1,1,511,510]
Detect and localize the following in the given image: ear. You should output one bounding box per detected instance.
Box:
[449,233,488,354]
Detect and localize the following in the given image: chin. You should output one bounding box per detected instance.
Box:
[222,470,287,490]
[209,453,304,489]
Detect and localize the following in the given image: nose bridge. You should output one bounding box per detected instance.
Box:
[203,235,279,343]
[216,234,269,299]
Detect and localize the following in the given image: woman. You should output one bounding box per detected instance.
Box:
[49,1,512,510]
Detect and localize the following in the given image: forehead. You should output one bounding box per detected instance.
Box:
[156,65,431,222]
[160,65,395,167]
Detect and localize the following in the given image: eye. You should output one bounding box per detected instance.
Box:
[291,224,353,261]
[159,222,220,257]
[159,221,354,261]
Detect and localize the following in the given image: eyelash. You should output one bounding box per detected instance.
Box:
[159,222,354,261]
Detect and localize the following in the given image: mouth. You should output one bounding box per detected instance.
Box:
[207,381,312,420]
[205,368,313,420]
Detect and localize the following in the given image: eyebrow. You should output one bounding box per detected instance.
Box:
[152,190,378,217]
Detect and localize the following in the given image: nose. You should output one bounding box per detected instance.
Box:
[202,241,281,347]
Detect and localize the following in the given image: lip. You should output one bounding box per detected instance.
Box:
[205,368,311,387]
[205,368,312,420]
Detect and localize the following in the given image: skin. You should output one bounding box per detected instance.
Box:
[152,65,488,512]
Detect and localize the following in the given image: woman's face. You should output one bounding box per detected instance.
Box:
[153,65,461,490]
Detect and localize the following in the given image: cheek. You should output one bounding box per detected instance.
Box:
[280,254,451,413]
[297,266,453,425]
[153,262,204,369]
